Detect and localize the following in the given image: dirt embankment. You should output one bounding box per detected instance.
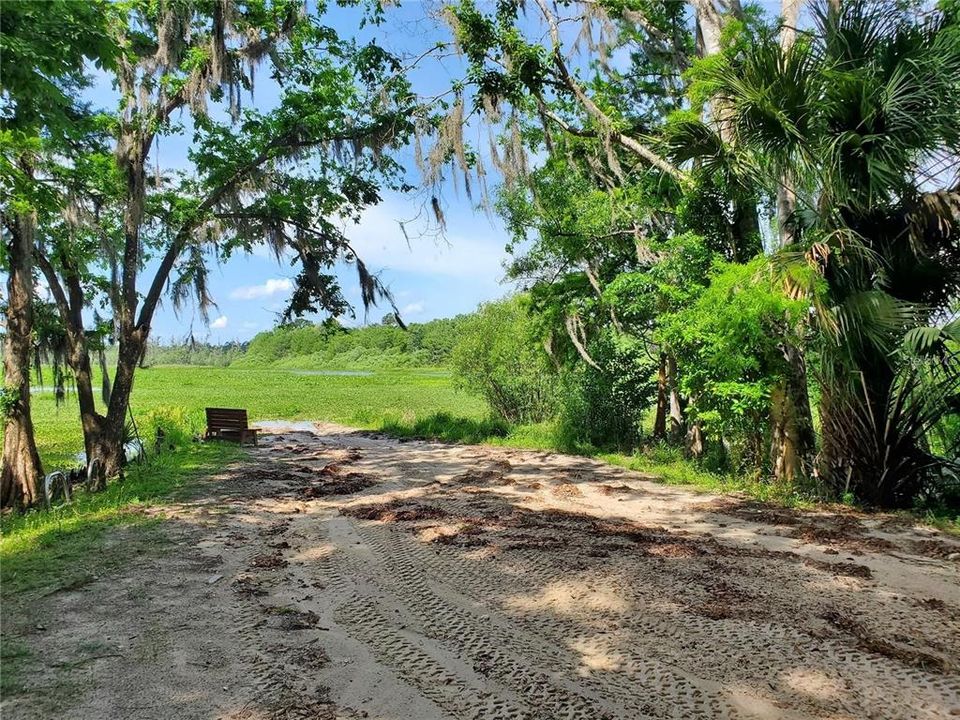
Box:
[4,422,959,719]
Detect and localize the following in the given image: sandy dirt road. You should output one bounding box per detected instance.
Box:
[5,422,960,719]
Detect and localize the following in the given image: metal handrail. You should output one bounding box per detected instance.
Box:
[42,471,72,509]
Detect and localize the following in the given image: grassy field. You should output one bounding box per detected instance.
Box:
[30,364,762,501]
[27,363,771,500]
[30,366,486,469]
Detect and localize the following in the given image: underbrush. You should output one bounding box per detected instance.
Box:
[596,444,812,506]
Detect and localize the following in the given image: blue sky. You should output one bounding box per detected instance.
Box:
[82,2,519,344]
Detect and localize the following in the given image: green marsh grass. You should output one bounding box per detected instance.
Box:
[27,366,485,469]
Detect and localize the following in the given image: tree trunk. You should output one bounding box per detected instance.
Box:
[71,340,106,467]
[86,329,147,488]
[733,197,763,261]
[686,421,705,459]
[692,0,725,58]
[691,1,762,261]
[653,352,668,439]
[84,424,126,491]
[780,0,801,50]
[776,180,797,249]
[80,120,150,490]
[39,261,130,490]
[51,300,113,488]
[775,0,801,250]
[97,348,112,406]
[36,254,109,468]
[769,341,816,486]
[1,211,44,509]
[666,354,685,443]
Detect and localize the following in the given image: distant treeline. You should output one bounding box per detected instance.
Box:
[136,315,471,369]
[235,316,469,369]
[141,341,249,367]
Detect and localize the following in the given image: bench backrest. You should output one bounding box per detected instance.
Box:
[205,407,250,432]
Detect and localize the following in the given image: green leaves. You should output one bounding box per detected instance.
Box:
[657,257,808,439]
[451,296,558,424]
[0,0,117,135]
[0,385,19,419]
[901,319,960,360]
[451,0,499,66]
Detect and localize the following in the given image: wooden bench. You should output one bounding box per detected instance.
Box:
[204,408,259,446]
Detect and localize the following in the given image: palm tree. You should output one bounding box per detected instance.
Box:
[708,0,960,506]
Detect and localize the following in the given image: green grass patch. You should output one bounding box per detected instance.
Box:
[918,508,960,536]
[28,366,485,470]
[0,639,32,696]
[595,450,813,506]
[0,442,240,598]
[380,411,509,444]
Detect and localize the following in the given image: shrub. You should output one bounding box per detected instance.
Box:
[554,333,655,452]
[658,258,810,474]
[141,405,200,451]
[451,296,557,423]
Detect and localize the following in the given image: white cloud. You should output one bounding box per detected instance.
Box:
[210,315,228,329]
[342,200,510,281]
[229,278,293,300]
[401,302,424,315]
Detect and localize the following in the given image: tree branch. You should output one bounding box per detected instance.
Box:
[33,250,71,323]
[531,0,686,182]
[564,313,602,370]
[138,121,398,329]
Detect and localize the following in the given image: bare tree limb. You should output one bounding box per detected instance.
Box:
[564,314,602,370]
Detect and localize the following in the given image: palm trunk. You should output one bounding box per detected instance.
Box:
[775,0,801,250]
[769,341,816,486]
[776,181,797,249]
[818,352,919,507]
[1,210,44,509]
[693,0,762,262]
